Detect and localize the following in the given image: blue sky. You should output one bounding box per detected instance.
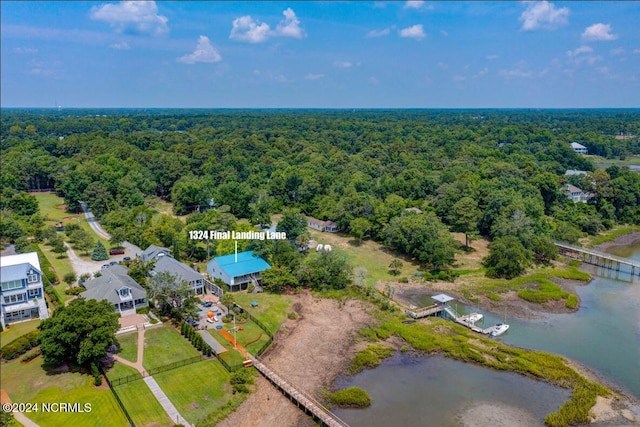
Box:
[1,1,639,108]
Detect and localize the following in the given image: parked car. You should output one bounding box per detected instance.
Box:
[109,248,125,255]
[202,301,213,308]
[123,256,131,261]
[109,261,118,266]
[186,318,199,327]
[206,316,219,323]
[101,264,110,270]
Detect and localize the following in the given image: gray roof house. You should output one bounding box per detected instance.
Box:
[141,245,223,297]
[570,142,588,154]
[81,265,147,317]
[565,184,593,203]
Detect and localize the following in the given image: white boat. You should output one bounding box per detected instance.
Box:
[489,323,509,336]
[459,312,484,324]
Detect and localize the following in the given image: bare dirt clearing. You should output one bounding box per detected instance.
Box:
[218,291,373,427]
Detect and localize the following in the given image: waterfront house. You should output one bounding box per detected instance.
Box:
[80,265,147,316]
[207,251,271,292]
[0,252,50,329]
[570,142,588,154]
[564,184,593,203]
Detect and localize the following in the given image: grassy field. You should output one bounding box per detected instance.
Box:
[0,358,128,426]
[37,243,74,303]
[105,362,140,382]
[33,192,75,224]
[586,154,640,166]
[153,360,233,425]
[308,229,420,287]
[206,331,246,366]
[116,332,138,363]
[233,292,292,334]
[1,319,40,345]
[142,325,200,371]
[115,380,172,427]
[229,321,270,355]
[581,224,639,248]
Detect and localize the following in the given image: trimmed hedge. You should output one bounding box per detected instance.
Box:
[1,330,41,360]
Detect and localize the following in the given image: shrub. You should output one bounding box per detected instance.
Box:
[64,285,86,295]
[287,311,298,320]
[565,294,579,309]
[1,331,41,360]
[94,376,102,386]
[487,292,502,302]
[329,387,371,408]
[398,277,409,283]
[21,349,42,363]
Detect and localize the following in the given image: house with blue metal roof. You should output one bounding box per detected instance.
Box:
[207,251,271,292]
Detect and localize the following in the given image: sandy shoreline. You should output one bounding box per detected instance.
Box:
[590,231,640,252]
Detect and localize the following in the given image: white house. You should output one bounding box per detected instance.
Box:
[0,252,50,329]
[565,184,593,203]
[307,217,339,233]
[570,142,588,154]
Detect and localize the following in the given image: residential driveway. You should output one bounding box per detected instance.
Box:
[64,243,104,277]
[78,200,142,258]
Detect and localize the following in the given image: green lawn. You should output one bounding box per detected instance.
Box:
[116,332,138,363]
[143,325,199,371]
[153,360,233,425]
[105,362,141,382]
[233,293,292,334]
[114,380,172,427]
[1,319,40,345]
[0,358,128,427]
[37,244,74,303]
[309,229,420,287]
[34,192,74,224]
[232,321,270,355]
[207,331,247,366]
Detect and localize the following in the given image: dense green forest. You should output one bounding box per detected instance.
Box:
[2,109,640,280]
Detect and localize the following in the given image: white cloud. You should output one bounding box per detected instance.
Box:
[582,23,618,41]
[610,47,624,56]
[399,24,426,40]
[304,73,324,80]
[452,75,466,82]
[368,76,380,85]
[566,45,601,66]
[178,36,222,64]
[473,67,489,78]
[437,62,448,69]
[90,1,168,35]
[499,62,533,78]
[230,16,270,43]
[440,30,448,37]
[333,61,359,69]
[275,8,305,39]
[404,1,425,9]
[519,1,569,31]
[110,42,130,50]
[367,28,391,38]
[566,45,593,57]
[13,47,38,54]
[230,8,305,43]
[486,54,499,60]
[634,48,640,54]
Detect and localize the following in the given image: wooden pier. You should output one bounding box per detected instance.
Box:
[407,304,444,319]
[251,357,350,427]
[554,241,640,278]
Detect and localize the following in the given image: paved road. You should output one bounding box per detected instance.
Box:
[78,201,142,258]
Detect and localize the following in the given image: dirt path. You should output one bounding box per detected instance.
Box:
[218,291,373,427]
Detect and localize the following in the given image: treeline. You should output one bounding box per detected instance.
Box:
[2,110,640,279]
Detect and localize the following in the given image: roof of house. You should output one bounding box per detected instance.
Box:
[141,244,170,262]
[570,142,587,149]
[565,169,587,176]
[566,184,584,193]
[307,217,337,227]
[81,265,146,305]
[211,251,271,278]
[0,252,41,270]
[153,255,203,283]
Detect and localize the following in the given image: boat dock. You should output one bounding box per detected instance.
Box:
[405,294,497,335]
[554,241,640,278]
[251,357,349,427]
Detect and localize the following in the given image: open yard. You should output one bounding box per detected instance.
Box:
[33,192,75,224]
[153,359,233,425]
[206,331,246,366]
[0,358,128,426]
[116,332,138,363]
[115,379,172,427]
[1,319,40,344]
[142,325,199,371]
[309,229,421,287]
[233,292,292,334]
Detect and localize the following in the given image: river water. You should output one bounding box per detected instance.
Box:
[334,242,640,425]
